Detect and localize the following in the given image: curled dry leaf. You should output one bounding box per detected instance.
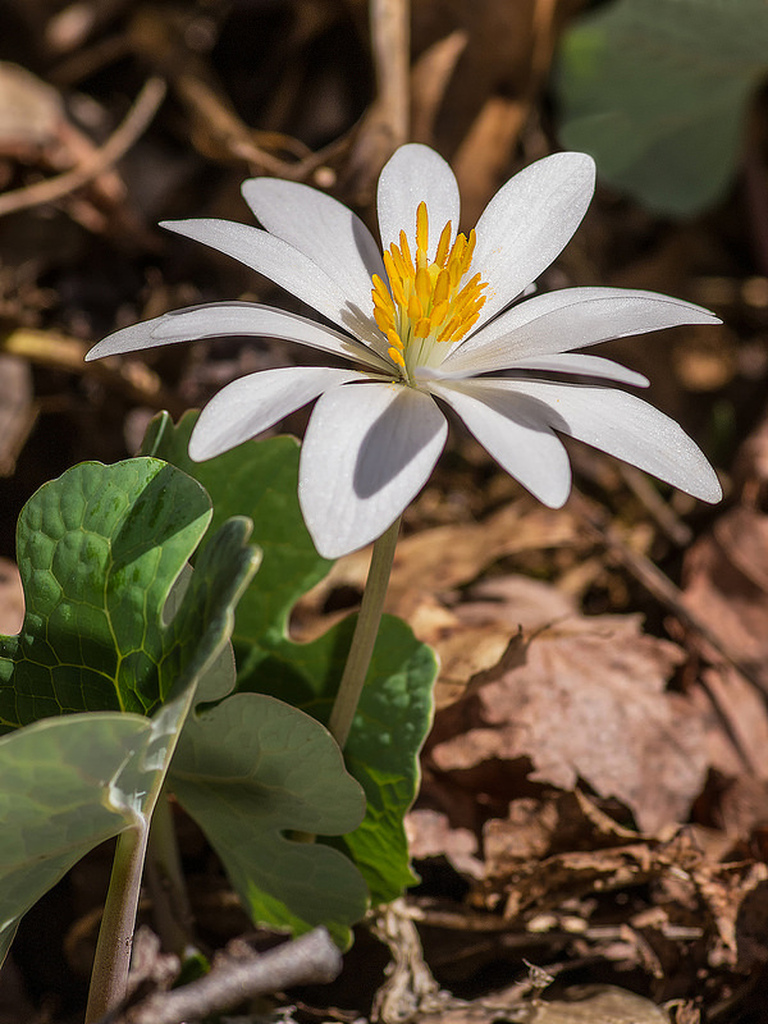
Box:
[297,500,580,630]
[683,505,768,784]
[405,808,484,879]
[429,613,708,833]
[523,985,670,1024]
[0,62,63,152]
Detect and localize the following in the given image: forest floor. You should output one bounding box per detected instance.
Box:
[1,1,768,1022]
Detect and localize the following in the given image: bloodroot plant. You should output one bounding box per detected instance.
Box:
[0,143,722,1021]
[88,142,721,749]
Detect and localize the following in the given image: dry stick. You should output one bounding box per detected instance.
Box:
[370,0,410,148]
[173,69,349,181]
[0,77,166,218]
[340,0,410,202]
[127,9,340,181]
[97,927,342,1024]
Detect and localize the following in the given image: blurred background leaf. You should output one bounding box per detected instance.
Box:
[556,0,768,215]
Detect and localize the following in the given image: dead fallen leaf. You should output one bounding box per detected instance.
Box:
[0,354,35,476]
[0,557,23,635]
[294,500,581,636]
[405,808,484,879]
[735,878,768,972]
[683,505,768,781]
[429,614,707,833]
[0,62,63,152]
[525,985,670,1024]
[482,791,639,873]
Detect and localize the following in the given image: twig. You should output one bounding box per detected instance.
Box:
[1,327,185,416]
[0,77,166,218]
[339,0,410,203]
[98,927,342,1024]
[618,463,693,547]
[370,0,410,149]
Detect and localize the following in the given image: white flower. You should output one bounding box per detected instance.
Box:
[87,144,721,558]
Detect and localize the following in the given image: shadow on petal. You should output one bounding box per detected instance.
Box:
[450,382,572,436]
[353,388,446,499]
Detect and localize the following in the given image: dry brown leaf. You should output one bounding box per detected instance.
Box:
[525,986,670,1024]
[483,791,639,873]
[430,614,707,833]
[476,791,664,920]
[0,62,63,152]
[0,354,35,476]
[405,808,484,879]
[683,505,768,781]
[294,501,581,638]
[0,557,23,636]
[685,506,768,680]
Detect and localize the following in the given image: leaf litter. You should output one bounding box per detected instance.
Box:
[2,0,768,1020]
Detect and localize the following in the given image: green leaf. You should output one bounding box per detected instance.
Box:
[142,411,330,645]
[238,615,437,905]
[144,413,438,910]
[0,713,154,964]
[0,459,214,726]
[0,459,259,967]
[169,692,368,946]
[556,0,768,215]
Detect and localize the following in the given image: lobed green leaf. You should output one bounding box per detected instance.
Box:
[0,459,213,726]
[0,459,260,968]
[170,693,369,946]
[148,413,438,910]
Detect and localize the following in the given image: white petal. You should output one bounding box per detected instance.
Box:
[377,144,460,259]
[463,379,722,503]
[152,302,391,370]
[189,366,369,461]
[470,153,596,329]
[299,382,448,558]
[86,312,185,359]
[442,287,720,375]
[504,354,650,388]
[161,219,382,347]
[86,302,393,370]
[430,381,572,507]
[241,177,385,318]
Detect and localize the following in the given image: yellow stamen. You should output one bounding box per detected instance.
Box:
[399,231,414,275]
[371,201,488,376]
[435,222,452,267]
[372,273,392,303]
[387,328,403,351]
[416,202,429,254]
[415,267,431,308]
[433,267,450,306]
[458,229,477,279]
[407,293,422,321]
[382,253,406,308]
[373,306,393,334]
[429,301,449,329]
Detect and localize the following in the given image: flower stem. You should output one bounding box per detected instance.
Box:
[146,790,201,962]
[327,515,401,749]
[84,822,149,1023]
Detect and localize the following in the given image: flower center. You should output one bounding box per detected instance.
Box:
[371,201,487,380]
